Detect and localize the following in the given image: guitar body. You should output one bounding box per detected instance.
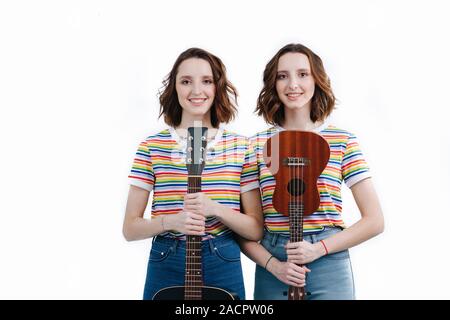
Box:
[263,130,330,300]
[153,286,237,300]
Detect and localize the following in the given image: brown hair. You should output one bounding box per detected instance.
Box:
[255,43,336,126]
[159,48,238,128]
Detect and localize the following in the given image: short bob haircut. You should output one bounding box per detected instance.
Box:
[159,48,238,128]
[255,43,336,126]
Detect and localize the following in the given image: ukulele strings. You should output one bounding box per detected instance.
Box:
[300,140,304,299]
[295,137,306,300]
[292,139,296,299]
[293,138,302,299]
[300,140,306,299]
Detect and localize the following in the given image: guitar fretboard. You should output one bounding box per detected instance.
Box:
[184,176,203,300]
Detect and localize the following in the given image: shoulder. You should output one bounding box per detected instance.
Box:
[248,127,278,144]
[222,128,246,139]
[137,128,172,149]
[222,128,251,145]
[142,128,171,142]
[320,125,358,141]
[321,125,367,158]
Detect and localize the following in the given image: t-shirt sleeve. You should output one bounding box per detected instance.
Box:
[128,139,154,192]
[342,133,371,188]
[240,139,260,193]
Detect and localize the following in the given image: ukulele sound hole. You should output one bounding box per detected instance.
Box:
[287,179,305,196]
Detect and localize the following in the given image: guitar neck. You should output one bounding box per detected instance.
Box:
[288,201,306,300]
[184,176,203,300]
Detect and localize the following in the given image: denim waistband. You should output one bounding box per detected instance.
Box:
[153,232,237,251]
[262,227,342,246]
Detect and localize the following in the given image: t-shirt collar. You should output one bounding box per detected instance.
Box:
[274,120,329,133]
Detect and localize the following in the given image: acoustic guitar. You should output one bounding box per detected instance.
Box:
[153,127,236,300]
[263,130,330,300]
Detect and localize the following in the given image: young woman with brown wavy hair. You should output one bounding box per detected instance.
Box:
[240,43,384,300]
[123,48,263,300]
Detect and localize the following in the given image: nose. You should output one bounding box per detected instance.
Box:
[288,79,299,90]
[192,81,202,95]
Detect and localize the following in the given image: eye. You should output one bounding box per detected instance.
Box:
[181,79,190,85]
[299,72,309,78]
[276,73,287,80]
[203,79,213,84]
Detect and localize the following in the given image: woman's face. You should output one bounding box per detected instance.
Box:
[275,52,315,112]
[175,58,216,119]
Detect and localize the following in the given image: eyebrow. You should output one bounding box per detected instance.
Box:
[178,75,213,79]
[277,68,310,73]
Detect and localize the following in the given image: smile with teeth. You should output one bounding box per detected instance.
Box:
[286,92,303,100]
[189,98,208,104]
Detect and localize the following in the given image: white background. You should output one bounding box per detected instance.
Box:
[1,0,449,299]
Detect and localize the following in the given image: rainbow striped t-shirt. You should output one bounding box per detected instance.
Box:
[250,124,371,234]
[128,124,260,239]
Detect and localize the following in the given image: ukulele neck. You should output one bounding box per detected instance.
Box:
[288,201,306,300]
[289,201,304,243]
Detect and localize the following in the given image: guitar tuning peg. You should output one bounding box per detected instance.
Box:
[187,158,192,163]
[188,147,193,152]
[201,136,206,141]
[199,158,203,163]
[189,136,194,141]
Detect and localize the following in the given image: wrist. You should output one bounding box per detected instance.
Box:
[265,256,278,273]
[211,201,223,219]
[161,214,172,231]
[316,240,328,257]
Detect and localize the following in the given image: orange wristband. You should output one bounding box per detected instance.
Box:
[320,240,329,255]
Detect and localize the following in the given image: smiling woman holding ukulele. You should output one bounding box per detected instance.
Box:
[123,48,263,300]
[239,43,384,300]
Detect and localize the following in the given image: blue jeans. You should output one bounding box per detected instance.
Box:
[254,227,355,300]
[143,232,245,300]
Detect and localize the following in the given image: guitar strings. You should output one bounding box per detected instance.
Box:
[186,132,205,298]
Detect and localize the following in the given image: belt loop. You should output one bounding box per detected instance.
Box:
[208,237,216,254]
[271,233,279,247]
[172,238,179,254]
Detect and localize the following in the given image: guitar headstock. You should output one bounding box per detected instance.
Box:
[186,127,208,175]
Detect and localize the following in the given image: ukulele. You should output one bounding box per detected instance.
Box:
[263,130,330,300]
[153,127,236,300]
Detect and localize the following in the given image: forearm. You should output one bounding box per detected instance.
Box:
[213,203,263,241]
[321,215,384,254]
[123,215,165,241]
[238,238,273,268]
